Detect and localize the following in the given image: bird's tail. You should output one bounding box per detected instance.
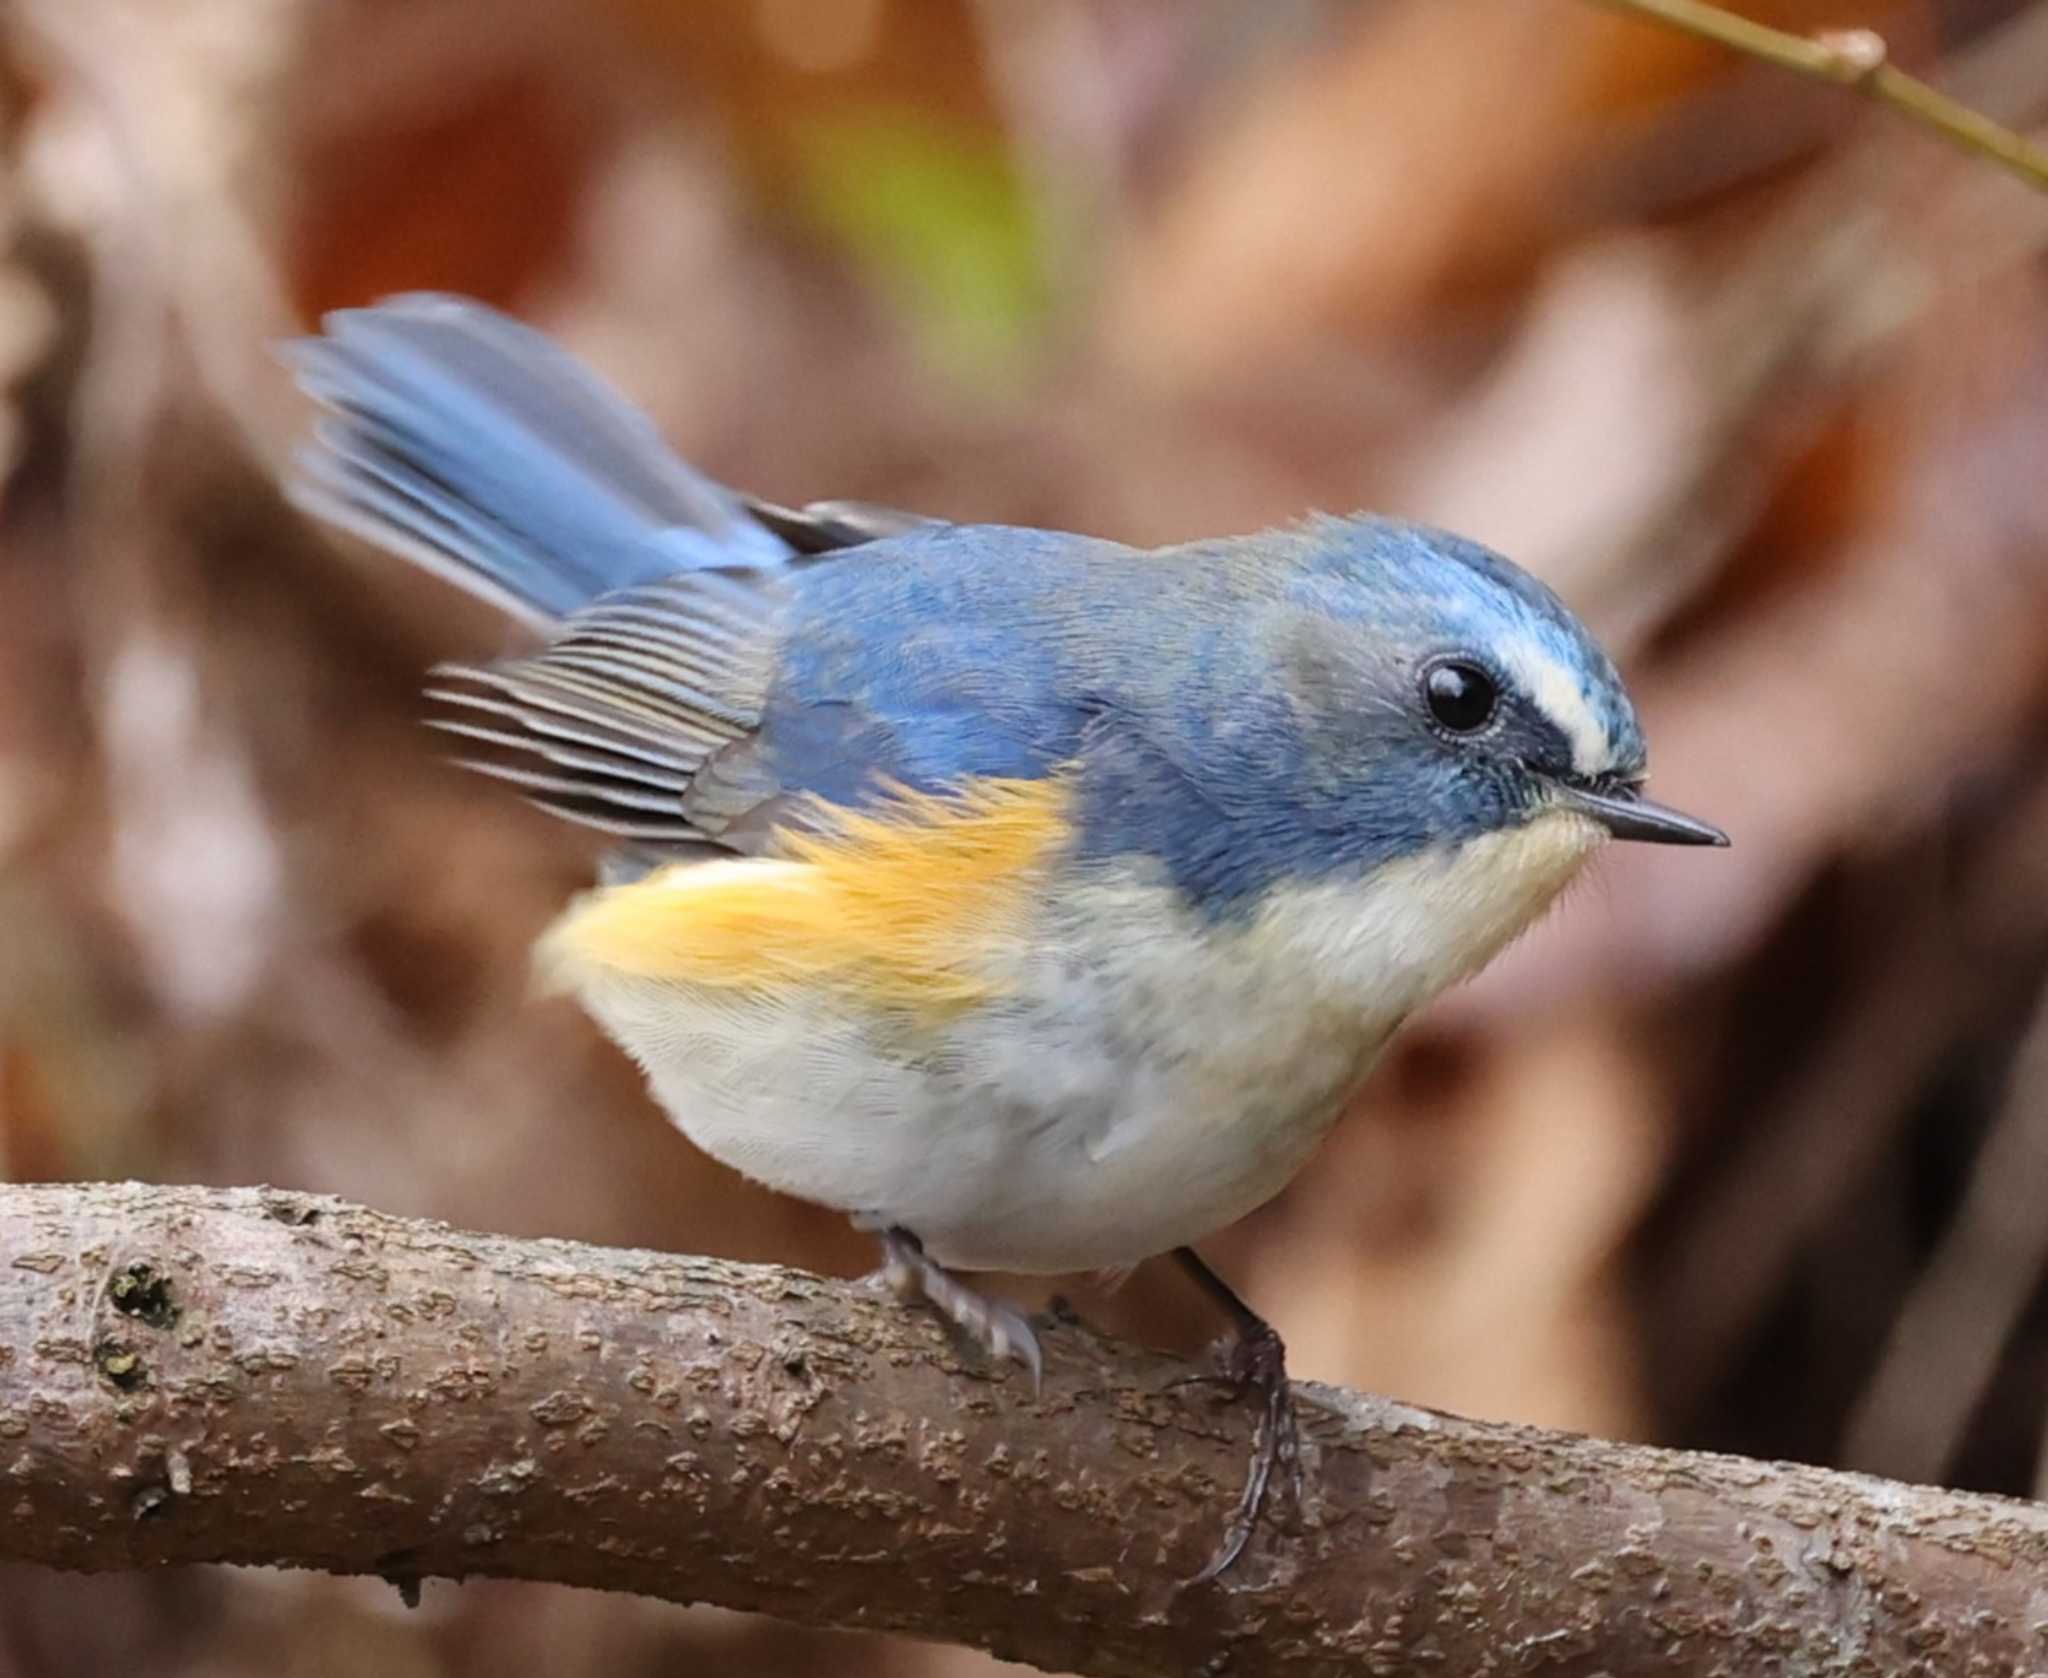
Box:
[283,294,791,629]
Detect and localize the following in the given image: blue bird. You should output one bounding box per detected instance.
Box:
[286,293,1726,1579]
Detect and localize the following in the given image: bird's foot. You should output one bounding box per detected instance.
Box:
[873,1225,1042,1390]
[1187,1315,1304,1583]
[1170,1247,1307,1583]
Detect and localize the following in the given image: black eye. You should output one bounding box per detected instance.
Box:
[1423,659,1498,734]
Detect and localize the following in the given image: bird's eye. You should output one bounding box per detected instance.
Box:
[1423,659,1498,734]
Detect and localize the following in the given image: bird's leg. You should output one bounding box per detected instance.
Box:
[865,1222,1043,1389]
[1173,1246,1304,1583]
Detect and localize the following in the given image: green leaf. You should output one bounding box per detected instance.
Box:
[785,109,1052,383]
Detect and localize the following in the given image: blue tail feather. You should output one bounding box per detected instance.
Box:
[284,294,790,627]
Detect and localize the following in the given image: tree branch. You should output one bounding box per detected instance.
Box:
[1588,0,2048,193]
[4,1182,2045,1676]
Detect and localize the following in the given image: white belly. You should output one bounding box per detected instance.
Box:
[556,814,1602,1273]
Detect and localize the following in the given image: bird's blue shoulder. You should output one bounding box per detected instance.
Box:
[754,523,1136,807]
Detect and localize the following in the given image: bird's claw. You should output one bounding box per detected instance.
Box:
[1185,1317,1304,1585]
[875,1227,1043,1391]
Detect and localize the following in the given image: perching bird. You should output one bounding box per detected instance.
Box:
[285,294,1726,1579]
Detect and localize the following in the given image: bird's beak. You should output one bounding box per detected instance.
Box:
[1555,782,1729,847]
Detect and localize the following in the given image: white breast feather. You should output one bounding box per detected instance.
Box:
[554,810,1604,1272]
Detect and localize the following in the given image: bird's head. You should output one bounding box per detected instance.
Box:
[1283,515,1723,853]
[1072,515,1726,978]
[1167,515,1726,933]
[1084,514,1729,1004]
[1053,514,1729,1022]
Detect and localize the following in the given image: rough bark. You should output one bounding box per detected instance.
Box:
[2,1182,2044,1677]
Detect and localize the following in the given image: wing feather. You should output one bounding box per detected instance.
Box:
[425,565,791,852]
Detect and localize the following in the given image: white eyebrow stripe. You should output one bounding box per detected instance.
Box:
[1495,631,1610,775]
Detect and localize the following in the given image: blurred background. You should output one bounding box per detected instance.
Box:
[2,0,2047,1672]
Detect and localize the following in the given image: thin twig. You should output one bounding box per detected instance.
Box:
[1589,0,2048,193]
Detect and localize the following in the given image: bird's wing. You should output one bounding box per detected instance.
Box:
[432,523,1130,859]
[741,496,943,555]
[427,565,792,850]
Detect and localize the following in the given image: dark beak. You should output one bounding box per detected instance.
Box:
[1556,782,1729,847]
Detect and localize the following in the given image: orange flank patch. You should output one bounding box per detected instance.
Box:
[537,779,1072,1011]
